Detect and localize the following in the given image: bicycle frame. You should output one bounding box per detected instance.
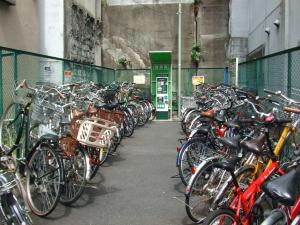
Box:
[228,125,295,225]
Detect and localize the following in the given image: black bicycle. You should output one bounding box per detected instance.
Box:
[0,80,64,217]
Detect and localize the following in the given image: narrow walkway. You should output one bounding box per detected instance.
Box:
[34,122,192,225]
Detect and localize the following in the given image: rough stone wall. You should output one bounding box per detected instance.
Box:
[102,0,229,68]
[64,0,102,64]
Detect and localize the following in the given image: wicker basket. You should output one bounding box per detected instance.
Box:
[95,109,125,126]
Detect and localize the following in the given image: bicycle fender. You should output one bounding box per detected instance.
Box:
[176,137,204,167]
[185,156,221,195]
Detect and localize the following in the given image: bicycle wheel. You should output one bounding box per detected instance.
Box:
[0,102,24,151]
[261,210,286,225]
[60,145,87,205]
[26,145,64,216]
[1,193,32,225]
[178,138,212,186]
[123,111,134,137]
[203,208,236,225]
[185,162,254,223]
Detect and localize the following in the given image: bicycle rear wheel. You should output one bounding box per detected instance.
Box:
[26,145,64,216]
[60,144,87,205]
[0,102,24,152]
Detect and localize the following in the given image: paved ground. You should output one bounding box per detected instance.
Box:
[33,121,194,225]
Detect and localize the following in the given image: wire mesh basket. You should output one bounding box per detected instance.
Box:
[0,172,17,195]
[181,96,197,109]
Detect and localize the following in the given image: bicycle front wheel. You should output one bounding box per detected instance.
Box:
[203,208,236,225]
[26,145,64,216]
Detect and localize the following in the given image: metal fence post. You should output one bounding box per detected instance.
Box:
[287,52,292,97]
[223,67,229,84]
[13,52,18,95]
[0,50,2,116]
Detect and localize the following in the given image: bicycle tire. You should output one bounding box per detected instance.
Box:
[203,208,237,225]
[1,193,32,225]
[177,138,210,186]
[60,145,87,205]
[0,102,24,152]
[26,145,64,216]
[261,210,286,225]
[185,162,255,223]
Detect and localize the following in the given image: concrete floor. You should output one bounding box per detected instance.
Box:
[33,121,194,225]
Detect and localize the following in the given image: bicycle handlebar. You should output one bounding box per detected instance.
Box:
[16,79,66,99]
[244,99,271,118]
[264,89,300,105]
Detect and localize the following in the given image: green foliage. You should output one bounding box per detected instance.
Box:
[194,0,202,6]
[117,57,131,68]
[190,44,202,64]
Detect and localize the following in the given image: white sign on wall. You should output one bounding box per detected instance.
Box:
[133,74,146,84]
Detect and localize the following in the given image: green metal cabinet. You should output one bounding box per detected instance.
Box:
[149,51,172,120]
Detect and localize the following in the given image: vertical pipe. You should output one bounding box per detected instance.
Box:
[235,57,239,87]
[13,52,18,95]
[178,2,182,118]
[287,52,292,97]
[0,50,3,116]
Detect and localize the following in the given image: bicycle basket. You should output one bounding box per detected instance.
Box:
[95,109,125,126]
[73,117,116,148]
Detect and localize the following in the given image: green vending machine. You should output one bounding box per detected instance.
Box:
[149,51,172,120]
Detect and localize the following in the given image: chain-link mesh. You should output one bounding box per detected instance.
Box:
[239,47,300,162]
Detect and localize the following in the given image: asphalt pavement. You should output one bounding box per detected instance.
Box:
[33,121,194,225]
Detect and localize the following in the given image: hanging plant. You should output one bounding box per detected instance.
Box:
[117,57,131,68]
[190,43,202,67]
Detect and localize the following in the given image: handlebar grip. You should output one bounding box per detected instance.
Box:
[284,107,300,115]
[264,89,277,95]
[58,91,66,99]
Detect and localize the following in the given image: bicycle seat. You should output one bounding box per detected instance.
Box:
[201,109,215,119]
[240,133,266,155]
[215,110,226,123]
[40,133,59,141]
[218,135,241,149]
[195,126,209,134]
[87,105,97,114]
[101,103,118,110]
[224,117,240,129]
[262,169,300,206]
[214,156,241,173]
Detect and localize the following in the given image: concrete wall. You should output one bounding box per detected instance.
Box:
[288,0,300,48]
[64,0,102,65]
[229,0,300,59]
[0,0,39,52]
[102,0,229,68]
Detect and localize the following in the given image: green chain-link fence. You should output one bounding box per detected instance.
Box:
[0,46,115,116]
[238,46,300,99]
[0,46,228,116]
[239,46,300,162]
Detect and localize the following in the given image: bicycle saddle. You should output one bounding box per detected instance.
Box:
[195,126,209,134]
[262,169,300,206]
[40,133,59,141]
[224,116,240,129]
[218,135,241,149]
[99,103,118,110]
[215,110,226,123]
[200,109,215,119]
[240,133,266,155]
[214,156,241,174]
